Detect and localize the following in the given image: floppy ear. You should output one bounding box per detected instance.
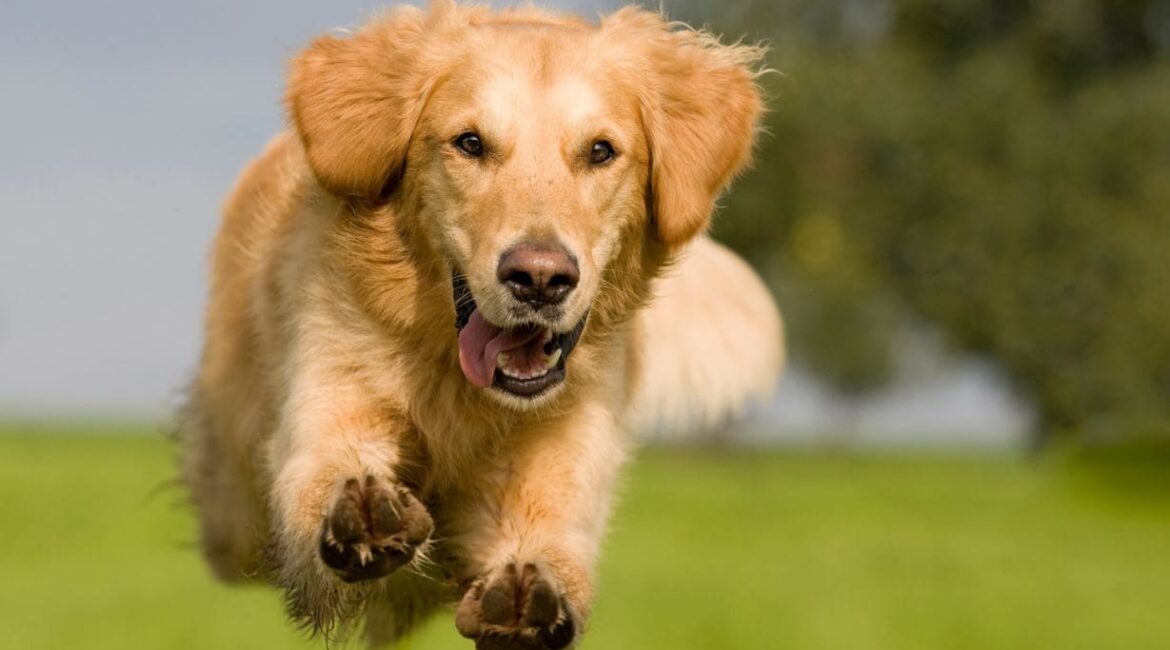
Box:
[286,7,435,199]
[606,9,766,248]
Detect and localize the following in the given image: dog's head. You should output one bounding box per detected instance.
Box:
[287,2,764,405]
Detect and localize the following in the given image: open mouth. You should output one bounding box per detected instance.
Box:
[453,275,587,398]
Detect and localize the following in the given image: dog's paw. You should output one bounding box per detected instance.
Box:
[455,562,577,650]
[318,476,433,583]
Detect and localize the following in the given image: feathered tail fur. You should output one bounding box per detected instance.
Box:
[626,236,784,439]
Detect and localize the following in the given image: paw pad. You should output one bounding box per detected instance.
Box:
[318,476,433,583]
[456,562,576,649]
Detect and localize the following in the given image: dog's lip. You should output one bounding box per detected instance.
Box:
[493,364,566,398]
[452,273,587,398]
[453,274,478,331]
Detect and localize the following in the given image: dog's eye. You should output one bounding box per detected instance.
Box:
[590,140,616,165]
[454,132,484,157]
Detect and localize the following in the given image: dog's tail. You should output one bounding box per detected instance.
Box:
[625,236,784,439]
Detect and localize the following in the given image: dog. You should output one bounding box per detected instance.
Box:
[179,1,783,648]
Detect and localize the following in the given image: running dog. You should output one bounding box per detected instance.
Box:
[180,2,783,647]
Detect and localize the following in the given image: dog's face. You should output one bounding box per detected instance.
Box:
[408,28,649,401]
[287,3,763,406]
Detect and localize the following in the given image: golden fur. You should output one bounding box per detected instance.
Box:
[180,2,783,647]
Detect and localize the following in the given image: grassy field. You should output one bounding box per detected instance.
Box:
[1,426,1169,649]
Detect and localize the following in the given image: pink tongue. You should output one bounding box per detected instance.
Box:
[458,310,544,387]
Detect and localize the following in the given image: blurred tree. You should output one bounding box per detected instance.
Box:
[673,0,1170,443]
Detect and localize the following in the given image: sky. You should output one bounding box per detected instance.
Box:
[0,0,1030,443]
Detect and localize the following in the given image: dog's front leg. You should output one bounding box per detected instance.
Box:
[267,364,433,631]
[451,403,627,649]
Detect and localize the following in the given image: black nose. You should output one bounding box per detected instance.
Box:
[497,244,580,307]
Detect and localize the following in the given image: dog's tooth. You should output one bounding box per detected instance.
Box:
[544,347,562,370]
[497,352,510,369]
[356,544,373,566]
[541,330,553,344]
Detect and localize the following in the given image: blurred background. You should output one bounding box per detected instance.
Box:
[2,0,1168,648]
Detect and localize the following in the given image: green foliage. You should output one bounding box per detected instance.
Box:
[4,431,1170,648]
[682,0,1170,440]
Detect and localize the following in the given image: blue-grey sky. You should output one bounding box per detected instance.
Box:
[0,0,1030,442]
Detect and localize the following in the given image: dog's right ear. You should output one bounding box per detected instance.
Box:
[600,8,765,251]
[287,6,438,199]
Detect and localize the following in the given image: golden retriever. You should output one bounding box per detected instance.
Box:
[180,1,783,647]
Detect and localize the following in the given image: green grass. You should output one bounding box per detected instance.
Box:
[1,427,1169,649]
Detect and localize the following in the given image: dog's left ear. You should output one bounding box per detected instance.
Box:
[286,6,439,199]
[604,9,766,249]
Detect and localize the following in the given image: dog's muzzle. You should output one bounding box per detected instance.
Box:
[453,274,587,398]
